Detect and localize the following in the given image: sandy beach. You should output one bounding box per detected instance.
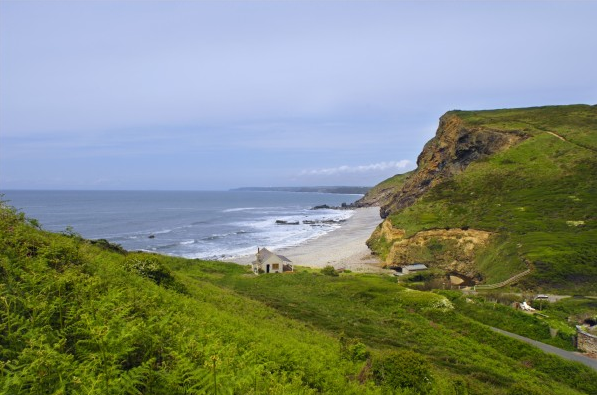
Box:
[233,207,388,273]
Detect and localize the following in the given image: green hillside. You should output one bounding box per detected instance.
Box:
[2,201,597,394]
[368,104,597,293]
[354,171,414,207]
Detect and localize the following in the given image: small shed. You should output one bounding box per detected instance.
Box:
[252,248,293,274]
[402,264,428,274]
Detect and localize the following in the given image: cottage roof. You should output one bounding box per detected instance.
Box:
[404,263,428,271]
[256,248,292,263]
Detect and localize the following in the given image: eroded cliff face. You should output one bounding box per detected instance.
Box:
[370,220,493,278]
[380,113,527,218]
[367,112,526,276]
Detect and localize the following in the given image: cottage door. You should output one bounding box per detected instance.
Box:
[266,264,270,273]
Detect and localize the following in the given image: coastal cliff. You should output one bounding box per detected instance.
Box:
[366,104,597,291]
[379,113,527,217]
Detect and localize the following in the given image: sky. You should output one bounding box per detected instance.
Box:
[1,1,596,190]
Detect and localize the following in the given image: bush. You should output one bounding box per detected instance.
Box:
[508,382,544,395]
[340,334,370,362]
[321,265,339,276]
[123,255,185,292]
[124,256,171,283]
[371,350,433,393]
[89,238,127,254]
[40,240,81,270]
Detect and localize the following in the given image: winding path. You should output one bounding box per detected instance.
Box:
[490,327,597,371]
[545,130,597,153]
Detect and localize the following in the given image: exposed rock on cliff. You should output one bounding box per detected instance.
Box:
[368,219,493,278]
[380,113,527,218]
[362,112,526,277]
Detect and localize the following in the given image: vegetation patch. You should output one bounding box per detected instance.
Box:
[397,288,454,312]
[371,350,433,393]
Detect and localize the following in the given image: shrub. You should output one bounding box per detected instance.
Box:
[398,289,454,312]
[339,334,370,362]
[89,238,127,254]
[40,240,81,270]
[508,382,544,395]
[321,265,339,277]
[123,255,185,292]
[371,350,433,393]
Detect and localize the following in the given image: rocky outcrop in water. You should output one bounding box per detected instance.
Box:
[275,220,300,225]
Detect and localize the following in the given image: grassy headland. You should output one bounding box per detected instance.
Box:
[2,202,596,394]
[366,104,597,293]
[353,171,414,208]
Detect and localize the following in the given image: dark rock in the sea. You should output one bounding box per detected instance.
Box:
[275,220,300,225]
[303,219,346,226]
[311,203,353,210]
[322,219,346,224]
[148,234,155,239]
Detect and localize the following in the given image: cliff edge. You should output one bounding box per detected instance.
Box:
[380,113,527,217]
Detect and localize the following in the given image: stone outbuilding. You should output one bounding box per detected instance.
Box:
[252,248,293,274]
[576,325,597,357]
[402,263,428,274]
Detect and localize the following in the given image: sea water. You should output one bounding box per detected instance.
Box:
[2,190,361,260]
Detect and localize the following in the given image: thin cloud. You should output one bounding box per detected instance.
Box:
[300,160,413,176]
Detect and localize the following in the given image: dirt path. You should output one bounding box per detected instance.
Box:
[546,131,566,141]
[490,327,597,371]
[545,130,597,153]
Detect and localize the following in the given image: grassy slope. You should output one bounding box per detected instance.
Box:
[191,262,597,395]
[380,105,597,292]
[0,206,370,394]
[3,204,597,394]
[356,171,414,207]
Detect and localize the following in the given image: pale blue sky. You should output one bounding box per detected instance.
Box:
[1,1,595,190]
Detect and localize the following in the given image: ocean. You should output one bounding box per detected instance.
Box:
[1,190,361,260]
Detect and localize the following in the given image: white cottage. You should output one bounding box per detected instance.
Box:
[252,248,293,274]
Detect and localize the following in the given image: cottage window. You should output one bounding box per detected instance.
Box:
[273,263,279,270]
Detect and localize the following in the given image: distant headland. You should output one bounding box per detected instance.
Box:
[231,186,371,194]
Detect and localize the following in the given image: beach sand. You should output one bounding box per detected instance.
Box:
[233,207,389,273]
